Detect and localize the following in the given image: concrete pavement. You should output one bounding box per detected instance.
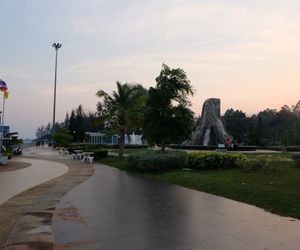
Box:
[0,158,68,205]
[0,147,94,249]
[53,163,300,250]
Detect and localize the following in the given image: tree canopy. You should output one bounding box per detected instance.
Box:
[53,128,73,147]
[144,64,194,152]
[222,102,300,146]
[96,81,147,157]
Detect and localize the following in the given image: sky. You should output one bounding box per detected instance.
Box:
[0,0,300,138]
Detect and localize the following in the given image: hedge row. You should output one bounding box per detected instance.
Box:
[127,151,244,171]
[188,152,243,169]
[128,150,187,171]
[128,151,243,171]
[127,151,280,171]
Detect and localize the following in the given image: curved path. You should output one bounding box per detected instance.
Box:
[0,147,94,249]
[54,163,300,250]
[0,158,68,205]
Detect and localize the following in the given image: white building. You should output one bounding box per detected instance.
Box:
[85,132,144,145]
[85,132,106,144]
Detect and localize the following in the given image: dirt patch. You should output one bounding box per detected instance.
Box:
[0,156,94,250]
[0,160,31,173]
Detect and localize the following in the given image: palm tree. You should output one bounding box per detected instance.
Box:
[96,82,147,157]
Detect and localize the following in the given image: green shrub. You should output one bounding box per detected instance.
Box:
[188,152,243,169]
[6,152,13,160]
[53,129,73,147]
[128,150,187,171]
[236,155,279,173]
[89,149,108,160]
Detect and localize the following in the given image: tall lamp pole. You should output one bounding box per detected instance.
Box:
[52,43,62,142]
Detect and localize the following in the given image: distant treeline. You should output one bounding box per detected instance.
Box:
[220,101,300,146]
[35,104,103,142]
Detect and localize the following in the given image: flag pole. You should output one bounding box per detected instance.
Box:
[0,79,8,160]
[0,92,4,155]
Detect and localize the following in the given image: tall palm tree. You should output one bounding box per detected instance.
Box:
[97,81,147,157]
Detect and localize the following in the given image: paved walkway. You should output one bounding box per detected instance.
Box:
[0,157,68,205]
[0,147,94,249]
[53,163,300,250]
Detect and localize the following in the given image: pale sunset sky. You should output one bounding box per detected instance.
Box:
[0,0,299,138]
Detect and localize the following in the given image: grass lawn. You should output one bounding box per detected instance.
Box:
[98,154,300,219]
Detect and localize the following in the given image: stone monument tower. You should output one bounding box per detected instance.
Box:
[189,98,232,146]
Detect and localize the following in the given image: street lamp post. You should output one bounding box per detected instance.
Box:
[52,43,62,142]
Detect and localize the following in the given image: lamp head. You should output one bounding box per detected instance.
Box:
[52,43,62,50]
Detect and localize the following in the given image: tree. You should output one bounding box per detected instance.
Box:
[74,105,85,142]
[64,112,70,129]
[247,114,265,146]
[125,84,148,134]
[68,110,76,133]
[273,105,298,145]
[63,104,104,143]
[53,128,73,147]
[144,64,194,152]
[35,122,52,141]
[292,100,300,114]
[222,109,250,143]
[35,125,44,139]
[96,82,147,157]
